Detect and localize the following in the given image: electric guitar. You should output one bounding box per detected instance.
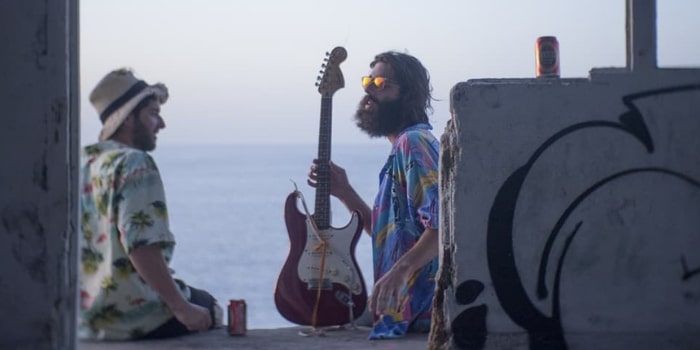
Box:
[274,47,368,327]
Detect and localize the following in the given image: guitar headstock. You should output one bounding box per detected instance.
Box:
[316,46,347,97]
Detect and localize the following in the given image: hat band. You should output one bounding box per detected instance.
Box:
[99,80,148,123]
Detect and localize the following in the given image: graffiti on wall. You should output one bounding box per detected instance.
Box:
[451,84,700,350]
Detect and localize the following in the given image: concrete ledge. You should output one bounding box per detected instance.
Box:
[78,328,700,350]
[78,326,429,350]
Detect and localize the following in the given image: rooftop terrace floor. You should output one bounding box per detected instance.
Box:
[78,326,430,350]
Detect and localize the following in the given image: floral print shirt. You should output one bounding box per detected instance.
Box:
[78,140,188,340]
[369,123,440,339]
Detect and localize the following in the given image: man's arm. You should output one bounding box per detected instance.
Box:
[309,160,373,235]
[369,227,439,314]
[335,185,373,235]
[129,244,212,331]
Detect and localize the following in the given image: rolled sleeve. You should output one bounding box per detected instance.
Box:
[116,153,175,254]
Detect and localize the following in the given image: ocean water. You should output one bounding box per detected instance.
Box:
[151,143,389,329]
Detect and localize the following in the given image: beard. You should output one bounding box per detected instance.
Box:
[132,117,156,151]
[353,95,404,138]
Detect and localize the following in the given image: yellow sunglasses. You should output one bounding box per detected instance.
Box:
[361,76,394,90]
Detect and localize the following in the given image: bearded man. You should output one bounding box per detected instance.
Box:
[78,68,222,340]
[308,51,440,339]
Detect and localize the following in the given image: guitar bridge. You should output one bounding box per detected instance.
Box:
[307,278,332,290]
[335,290,352,306]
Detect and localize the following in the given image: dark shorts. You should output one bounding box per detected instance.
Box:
[141,285,217,340]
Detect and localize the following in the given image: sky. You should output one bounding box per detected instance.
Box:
[79,0,700,146]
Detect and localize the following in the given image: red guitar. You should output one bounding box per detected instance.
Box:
[274,47,368,327]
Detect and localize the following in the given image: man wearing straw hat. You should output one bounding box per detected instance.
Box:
[78,68,222,340]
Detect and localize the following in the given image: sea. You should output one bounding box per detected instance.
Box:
[151,143,390,329]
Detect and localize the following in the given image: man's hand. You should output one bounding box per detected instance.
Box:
[369,228,440,315]
[129,244,213,331]
[307,159,352,199]
[170,302,212,331]
[369,263,412,315]
[308,159,373,234]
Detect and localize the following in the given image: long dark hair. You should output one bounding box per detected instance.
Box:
[371,51,434,127]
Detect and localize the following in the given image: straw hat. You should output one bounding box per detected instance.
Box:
[90,68,169,141]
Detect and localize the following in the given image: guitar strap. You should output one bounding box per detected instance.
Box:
[293,188,329,330]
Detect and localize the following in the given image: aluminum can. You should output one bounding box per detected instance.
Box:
[535,36,560,78]
[227,299,247,335]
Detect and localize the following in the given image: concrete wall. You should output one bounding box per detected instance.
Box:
[432,1,700,349]
[0,0,79,349]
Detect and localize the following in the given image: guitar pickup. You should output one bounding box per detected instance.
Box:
[307,278,332,290]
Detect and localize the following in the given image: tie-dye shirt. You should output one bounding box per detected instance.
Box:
[78,140,188,340]
[369,123,440,339]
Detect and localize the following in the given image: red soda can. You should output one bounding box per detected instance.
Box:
[535,36,560,78]
[227,299,247,336]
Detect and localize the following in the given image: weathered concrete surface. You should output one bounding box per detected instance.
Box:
[0,0,79,349]
[434,70,700,350]
[77,327,700,350]
[432,1,700,349]
[78,327,429,350]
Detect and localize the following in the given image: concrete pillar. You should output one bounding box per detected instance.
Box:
[626,0,657,71]
[0,0,79,349]
[432,0,700,348]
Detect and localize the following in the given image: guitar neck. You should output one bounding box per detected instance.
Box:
[314,95,332,229]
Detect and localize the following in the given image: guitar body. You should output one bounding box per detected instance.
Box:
[274,192,367,326]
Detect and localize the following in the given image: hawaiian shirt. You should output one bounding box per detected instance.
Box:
[78,140,188,340]
[369,123,440,339]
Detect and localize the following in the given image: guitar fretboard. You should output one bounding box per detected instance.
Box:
[314,94,332,229]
